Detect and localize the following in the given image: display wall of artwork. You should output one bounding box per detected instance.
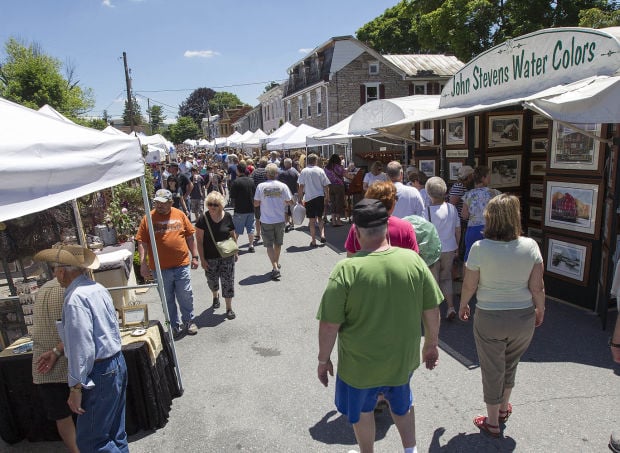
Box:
[531,137,549,155]
[529,204,543,222]
[544,234,591,286]
[544,178,603,238]
[448,161,463,181]
[529,182,544,199]
[488,113,523,149]
[549,122,604,174]
[487,154,521,188]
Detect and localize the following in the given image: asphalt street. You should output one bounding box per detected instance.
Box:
[5,216,620,452]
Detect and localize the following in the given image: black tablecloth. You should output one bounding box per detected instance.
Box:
[0,321,181,444]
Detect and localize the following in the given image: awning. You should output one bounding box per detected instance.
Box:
[377,76,620,140]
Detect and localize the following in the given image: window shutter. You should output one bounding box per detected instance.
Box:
[360,85,366,105]
[379,84,385,99]
[408,83,414,96]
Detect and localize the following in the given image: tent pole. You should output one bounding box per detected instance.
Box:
[139,175,184,394]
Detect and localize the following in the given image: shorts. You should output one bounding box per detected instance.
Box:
[335,375,413,424]
[233,212,256,235]
[36,383,72,421]
[261,222,285,247]
[305,196,325,218]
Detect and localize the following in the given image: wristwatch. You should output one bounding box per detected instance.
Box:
[192,256,199,260]
[70,384,82,393]
[52,347,62,357]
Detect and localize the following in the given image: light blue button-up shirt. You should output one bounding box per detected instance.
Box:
[60,274,122,388]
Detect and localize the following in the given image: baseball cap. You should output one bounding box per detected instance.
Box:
[153,189,173,203]
[457,165,474,179]
[353,198,389,228]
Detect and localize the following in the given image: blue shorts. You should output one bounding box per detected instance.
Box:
[335,374,413,424]
[233,212,255,235]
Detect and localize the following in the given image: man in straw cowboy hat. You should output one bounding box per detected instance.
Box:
[35,244,128,453]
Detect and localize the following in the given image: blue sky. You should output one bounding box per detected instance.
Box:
[0,0,398,120]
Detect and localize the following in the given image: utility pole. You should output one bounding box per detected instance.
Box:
[123,51,134,132]
[147,97,151,134]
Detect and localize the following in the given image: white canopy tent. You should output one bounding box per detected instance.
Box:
[262,122,297,144]
[306,115,359,146]
[242,129,268,150]
[266,123,321,151]
[103,125,129,136]
[230,130,253,148]
[38,105,75,124]
[0,97,184,390]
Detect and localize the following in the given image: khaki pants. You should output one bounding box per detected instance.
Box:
[473,306,535,405]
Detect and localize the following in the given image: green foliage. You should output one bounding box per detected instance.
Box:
[356,0,616,62]
[74,117,107,130]
[178,87,215,125]
[209,91,245,115]
[122,95,144,126]
[0,37,94,116]
[167,116,201,143]
[263,81,280,93]
[146,104,166,134]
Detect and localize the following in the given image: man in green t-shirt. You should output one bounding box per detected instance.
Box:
[317,198,442,453]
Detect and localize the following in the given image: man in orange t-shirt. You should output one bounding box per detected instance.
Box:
[137,189,200,338]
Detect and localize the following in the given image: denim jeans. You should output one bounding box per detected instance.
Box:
[160,265,195,328]
[77,352,128,453]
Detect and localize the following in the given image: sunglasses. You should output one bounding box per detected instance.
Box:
[206,203,221,208]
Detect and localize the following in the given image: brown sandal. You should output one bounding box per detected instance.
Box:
[499,403,512,423]
[473,415,500,438]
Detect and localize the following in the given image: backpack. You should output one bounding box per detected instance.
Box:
[403,215,441,267]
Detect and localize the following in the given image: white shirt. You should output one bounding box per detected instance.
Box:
[392,182,425,218]
[363,172,388,187]
[298,165,330,201]
[254,179,293,224]
[426,202,459,252]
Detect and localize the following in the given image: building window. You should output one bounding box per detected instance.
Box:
[316,88,322,116]
[414,84,426,95]
[298,96,303,119]
[363,83,381,104]
[369,61,379,75]
[287,100,291,122]
[306,92,312,118]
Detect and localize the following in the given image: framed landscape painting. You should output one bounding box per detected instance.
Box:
[418,159,436,177]
[448,161,463,181]
[529,182,544,199]
[446,117,466,146]
[532,114,550,131]
[549,122,604,174]
[531,137,549,155]
[545,235,591,285]
[487,113,523,149]
[544,178,603,238]
[487,154,521,188]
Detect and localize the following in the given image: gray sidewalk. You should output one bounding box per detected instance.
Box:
[4,219,620,452]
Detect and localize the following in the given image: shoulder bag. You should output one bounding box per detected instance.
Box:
[204,213,238,258]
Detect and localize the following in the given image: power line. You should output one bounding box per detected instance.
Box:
[136,79,287,94]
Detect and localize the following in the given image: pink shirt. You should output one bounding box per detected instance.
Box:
[344,216,419,254]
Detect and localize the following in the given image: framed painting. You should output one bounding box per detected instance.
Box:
[120,304,149,327]
[446,117,466,146]
[487,154,521,188]
[487,113,523,149]
[418,159,436,178]
[531,137,549,155]
[529,182,544,199]
[544,178,603,238]
[448,161,463,181]
[544,235,591,286]
[529,159,546,177]
[527,226,544,249]
[532,114,550,131]
[603,197,615,245]
[549,122,604,174]
[418,120,435,147]
[529,204,543,222]
[607,147,618,192]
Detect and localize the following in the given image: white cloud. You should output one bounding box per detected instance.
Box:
[184,50,220,58]
[299,48,313,54]
[102,0,115,7]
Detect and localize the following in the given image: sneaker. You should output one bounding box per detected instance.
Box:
[254,235,260,244]
[446,308,457,321]
[172,325,184,340]
[248,246,255,253]
[610,432,620,453]
[226,309,236,320]
[186,322,198,335]
[284,224,291,233]
[271,269,281,280]
[212,297,220,309]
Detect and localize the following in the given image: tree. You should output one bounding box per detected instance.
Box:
[74,117,107,130]
[146,104,166,134]
[167,116,200,144]
[122,95,143,126]
[178,87,216,125]
[209,91,245,115]
[263,81,280,93]
[356,0,616,62]
[579,7,620,27]
[102,109,110,124]
[0,37,94,117]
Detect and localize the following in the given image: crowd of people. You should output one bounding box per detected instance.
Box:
[28,146,555,453]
